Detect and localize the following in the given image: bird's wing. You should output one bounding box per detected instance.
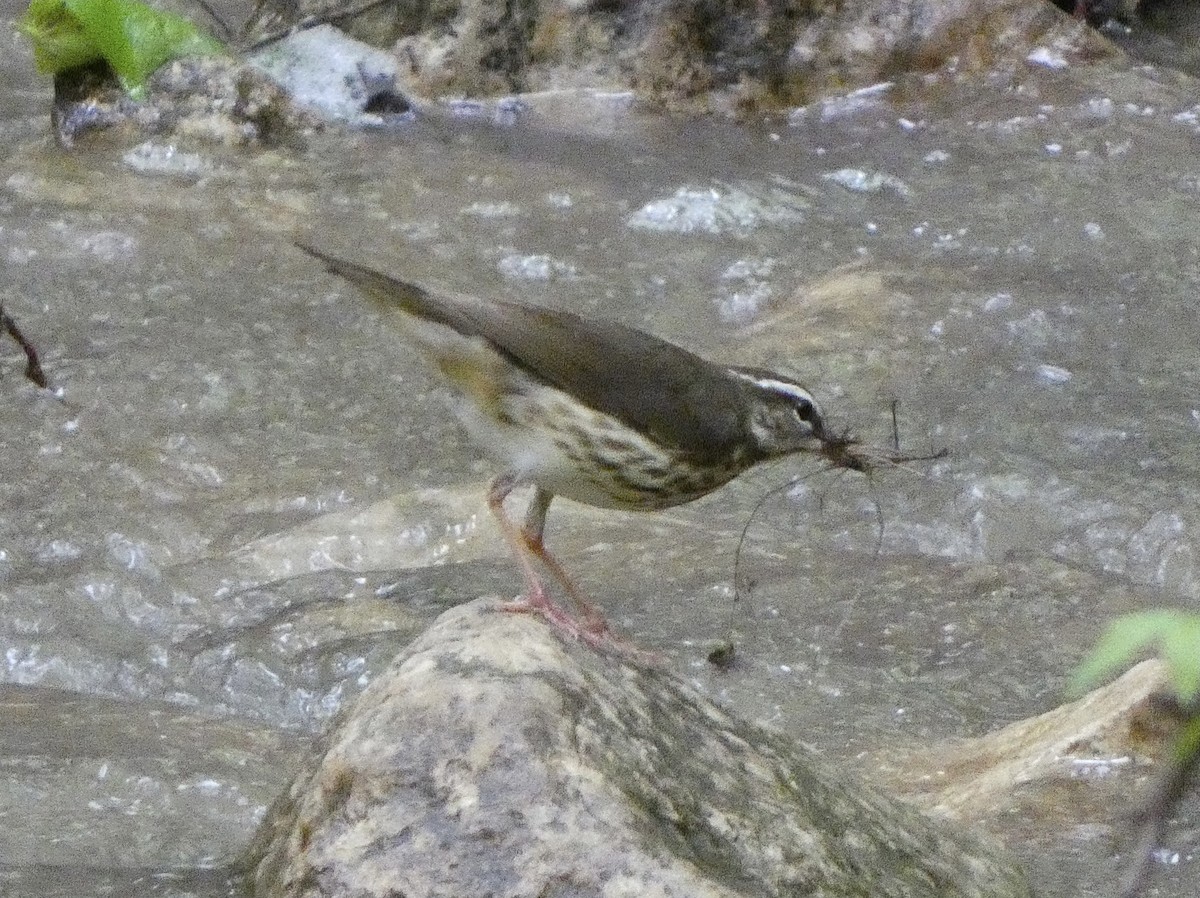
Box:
[297,242,752,462]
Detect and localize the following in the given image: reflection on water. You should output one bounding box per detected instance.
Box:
[1,34,1198,898]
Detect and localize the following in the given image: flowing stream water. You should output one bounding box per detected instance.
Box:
[1,12,1198,896]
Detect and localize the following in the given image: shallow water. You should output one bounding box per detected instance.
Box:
[1,13,1198,897]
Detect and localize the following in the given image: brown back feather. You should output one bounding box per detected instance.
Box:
[296,242,756,464]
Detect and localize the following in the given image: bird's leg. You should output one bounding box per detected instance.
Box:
[487,476,616,646]
[520,489,660,663]
[486,475,555,607]
[486,475,586,636]
[519,487,611,638]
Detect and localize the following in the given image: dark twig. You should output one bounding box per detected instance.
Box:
[189,0,235,42]
[1119,709,1200,898]
[711,413,949,668]
[818,428,948,474]
[1,307,48,389]
[720,469,823,657]
[243,0,394,50]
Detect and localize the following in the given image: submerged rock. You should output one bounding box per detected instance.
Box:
[247,598,1030,898]
[49,54,306,149]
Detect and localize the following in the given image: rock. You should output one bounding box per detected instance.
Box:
[43,21,410,148]
[38,0,1128,141]
[247,598,1030,898]
[246,25,413,122]
[1077,0,1200,77]
[50,55,307,149]
[880,658,1173,819]
[242,0,1118,114]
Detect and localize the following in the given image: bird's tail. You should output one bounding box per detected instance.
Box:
[294,241,457,327]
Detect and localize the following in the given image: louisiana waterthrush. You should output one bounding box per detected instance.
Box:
[297,242,846,644]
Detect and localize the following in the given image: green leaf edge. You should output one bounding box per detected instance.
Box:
[18,0,224,98]
[1070,609,1200,705]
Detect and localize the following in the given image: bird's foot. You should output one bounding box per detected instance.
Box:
[497,591,660,663]
[497,588,609,641]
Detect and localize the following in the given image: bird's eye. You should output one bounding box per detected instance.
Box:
[792,399,815,422]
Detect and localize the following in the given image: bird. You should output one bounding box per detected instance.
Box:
[296,242,842,646]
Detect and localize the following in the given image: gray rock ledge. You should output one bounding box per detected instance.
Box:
[247,598,1030,898]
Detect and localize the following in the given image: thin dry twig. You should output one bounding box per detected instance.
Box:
[710,419,949,668]
[818,428,949,474]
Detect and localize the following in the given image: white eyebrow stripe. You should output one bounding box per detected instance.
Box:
[754,378,812,397]
[726,369,816,400]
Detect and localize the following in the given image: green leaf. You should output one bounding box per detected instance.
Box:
[1160,613,1200,704]
[18,0,224,98]
[1070,609,1200,705]
[19,0,101,74]
[1173,716,1200,765]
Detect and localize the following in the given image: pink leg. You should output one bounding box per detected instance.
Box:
[519,488,611,638]
[487,477,615,648]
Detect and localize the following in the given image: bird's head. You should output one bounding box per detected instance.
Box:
[727,366,829,458]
